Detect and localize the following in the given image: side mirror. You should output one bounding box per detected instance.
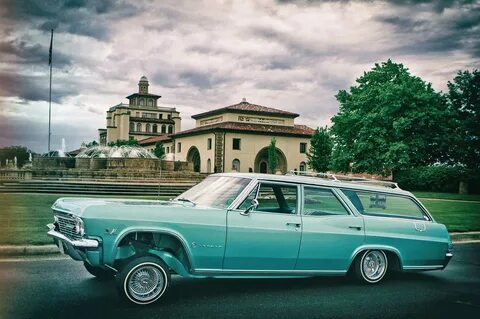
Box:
[240,199,258,216]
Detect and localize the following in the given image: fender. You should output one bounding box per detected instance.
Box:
[349,245,404,270]
[148,250,206,279]
[109,226,195,270]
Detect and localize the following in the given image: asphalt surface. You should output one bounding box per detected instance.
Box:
[1,244,479,319]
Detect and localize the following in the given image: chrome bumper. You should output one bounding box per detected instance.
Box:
[47,223,99,261]
[443,252,453,268]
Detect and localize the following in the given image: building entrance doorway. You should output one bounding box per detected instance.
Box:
[254,147,287,174]
[259,161,267,173]
[187,147,201,172]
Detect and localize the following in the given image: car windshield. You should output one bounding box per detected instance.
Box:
[176,176,252,209]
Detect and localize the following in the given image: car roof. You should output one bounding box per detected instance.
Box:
[212,172,414,196]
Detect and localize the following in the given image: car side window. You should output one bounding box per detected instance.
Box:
[255,183,297,214]
[341,189,428,220]
[303,187,349,216]
[238,185,258,210]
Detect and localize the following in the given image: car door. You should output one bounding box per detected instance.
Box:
[295,185,365,272]
[341,189,450,268]
[223,181,302,271]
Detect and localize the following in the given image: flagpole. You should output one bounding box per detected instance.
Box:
[48,29,53,153]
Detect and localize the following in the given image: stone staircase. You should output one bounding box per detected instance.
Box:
[0,179,201,196]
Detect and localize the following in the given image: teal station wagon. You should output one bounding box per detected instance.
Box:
[47,173,453,305]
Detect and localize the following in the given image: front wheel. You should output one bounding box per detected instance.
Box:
[84,262,115,280]
[116,256,170,305]
[354,250,388,284]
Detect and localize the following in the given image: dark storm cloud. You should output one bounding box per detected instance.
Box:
[0,39,71,67]
[376,5,480,58]
[0,72,79,103]
[179,71,220,90]
[5,0,139,40]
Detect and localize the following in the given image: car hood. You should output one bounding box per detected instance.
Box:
[51,197,193,217]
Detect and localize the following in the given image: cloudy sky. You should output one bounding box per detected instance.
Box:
[0,0,479,152]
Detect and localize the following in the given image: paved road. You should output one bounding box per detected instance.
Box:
[1,244,479,319]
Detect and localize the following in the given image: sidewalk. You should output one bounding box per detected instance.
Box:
[1,232,479,257]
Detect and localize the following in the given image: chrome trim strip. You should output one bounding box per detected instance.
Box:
[194,268,347,274]
[46,223,98,248]
[403,265,444,270]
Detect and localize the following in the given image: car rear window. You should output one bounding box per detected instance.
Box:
[341,189,429,221]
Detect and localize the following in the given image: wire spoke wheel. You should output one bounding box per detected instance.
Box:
[117,258,170,305]
[127,264,165,302]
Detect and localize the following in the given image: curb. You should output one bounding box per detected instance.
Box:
[1,232,480,257]
[0,245,59,256]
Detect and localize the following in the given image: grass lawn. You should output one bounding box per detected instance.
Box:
[413,192,480,202]
[0,192,478,245]
[0,193,169,246]
[417,198,480,232]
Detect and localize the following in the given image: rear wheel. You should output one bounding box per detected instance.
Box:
[83,262,115,280]
[116,256,170,305]
[354,250,388,284]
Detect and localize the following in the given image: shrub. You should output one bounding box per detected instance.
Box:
[394,166,480,194]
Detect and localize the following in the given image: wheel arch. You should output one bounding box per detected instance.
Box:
[112,227,195,272]
[349,245,404,272]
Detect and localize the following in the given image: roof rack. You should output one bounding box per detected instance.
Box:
[285,170,400,189]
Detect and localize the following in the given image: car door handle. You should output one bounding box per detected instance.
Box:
[286,222,301,228]
[348,226,362,230]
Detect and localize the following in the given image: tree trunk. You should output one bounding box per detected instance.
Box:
[459,181,469,194]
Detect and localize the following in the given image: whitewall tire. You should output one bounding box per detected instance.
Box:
[116,256,170,305]
[354,250,388,284]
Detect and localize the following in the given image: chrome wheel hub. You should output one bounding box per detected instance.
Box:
[127,265,165,302]
[362,251,386,281]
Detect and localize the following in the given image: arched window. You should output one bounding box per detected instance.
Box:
[161,125,166,133]
[136,123,142,132]
[152,124,158,133]
[148,99,153,107]
[146,123,151,133]
[232,159,240,172]
[299,161,306,172]
[168,125,173,134]
[129,122,134,132]
[207,159,211,173]
[139,98,145,106]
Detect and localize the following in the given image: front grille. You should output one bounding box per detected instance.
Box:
[54,211,82,240]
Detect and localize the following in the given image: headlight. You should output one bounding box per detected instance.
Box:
[74,217,85,237]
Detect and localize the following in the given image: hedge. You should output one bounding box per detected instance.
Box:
[394,166,480,194]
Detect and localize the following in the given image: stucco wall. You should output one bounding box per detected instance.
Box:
[172,132,309,173]
[223,133,309,174]
[195,112,295,127]
[173,133,216,172]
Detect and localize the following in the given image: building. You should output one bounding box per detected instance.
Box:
[169,99,314,174]
[99,76,181,145]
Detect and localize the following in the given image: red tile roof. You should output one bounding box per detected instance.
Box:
[138,134,172,146]
[172,121,314,138]
[192,100,299,119]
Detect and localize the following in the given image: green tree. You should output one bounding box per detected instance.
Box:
[0,146,32,168]
[268,137,278,174]
[447,69,480,169]
[307,126,332,172]
[331,59,449,177]
[153,141,165,159]
[107,137,139,147]
[82,140,98,148]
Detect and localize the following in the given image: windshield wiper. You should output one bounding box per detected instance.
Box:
[174,197,197,206]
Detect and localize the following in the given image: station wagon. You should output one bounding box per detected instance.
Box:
[47,172,453,305]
